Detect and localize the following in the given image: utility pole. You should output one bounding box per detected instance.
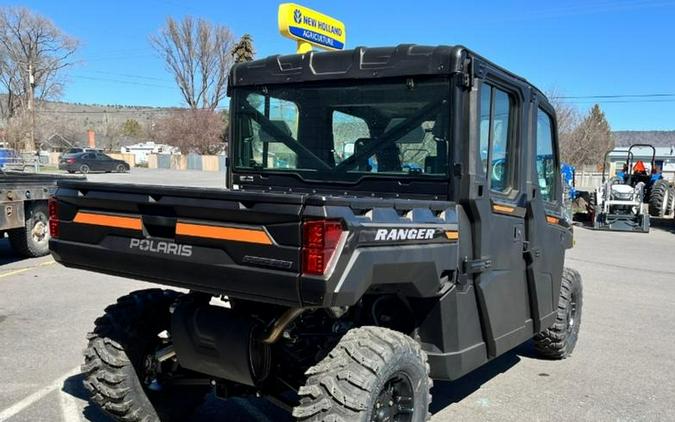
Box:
[26,61,36,152]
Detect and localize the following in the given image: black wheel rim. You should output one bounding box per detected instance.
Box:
[567,291,578,330]
[371,372,415,422]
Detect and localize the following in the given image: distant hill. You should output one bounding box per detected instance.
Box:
[613,131,675,147]
[1,95,181,149]
[37,100,179,149]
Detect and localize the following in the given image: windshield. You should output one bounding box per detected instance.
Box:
[232,78,450,182]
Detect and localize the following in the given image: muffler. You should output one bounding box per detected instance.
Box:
[170,301,270,387]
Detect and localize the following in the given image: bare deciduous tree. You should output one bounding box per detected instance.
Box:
[154,109,225,154]
[2,113,31,150]
[548,90,613,167]
[150,17,235,110]
[0,6,78,149]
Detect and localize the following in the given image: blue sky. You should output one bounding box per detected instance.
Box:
[5,0,675,130]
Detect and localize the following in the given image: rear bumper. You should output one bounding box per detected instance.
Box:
[50,239,303,306]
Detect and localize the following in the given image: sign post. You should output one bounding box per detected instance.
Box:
[278,3,346,54]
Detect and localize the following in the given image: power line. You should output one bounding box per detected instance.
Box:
[35,108,180,114]
[560,99,675,105]
[69,75,177,90]
[489,0,675,23]
[34,107,228,114]
[79,70,170,82]
[84,54,157,62]
[553,93,675,99]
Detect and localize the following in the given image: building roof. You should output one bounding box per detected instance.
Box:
[608,146,675,160]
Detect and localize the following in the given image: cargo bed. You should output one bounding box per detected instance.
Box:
[50,180,307,305]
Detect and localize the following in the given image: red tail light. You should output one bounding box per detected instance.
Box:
[302,219,343,275]
[48,197,59,238]
[66,158,75,164]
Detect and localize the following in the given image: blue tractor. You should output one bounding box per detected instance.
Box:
[560,163,576,221]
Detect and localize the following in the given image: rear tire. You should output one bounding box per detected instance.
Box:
[82,289,207,422]
[534,268,583,359]
[648,179,671,217]
[293,326,432,422]
[8,201,50,257]
[79,164,90,174]
[116,164,127,173]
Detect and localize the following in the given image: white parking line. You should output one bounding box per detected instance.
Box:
[58,384,82,422]
[0,367,80,422]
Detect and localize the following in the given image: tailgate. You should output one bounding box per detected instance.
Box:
[49,181,307,306]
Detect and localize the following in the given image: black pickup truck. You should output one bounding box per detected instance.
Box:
[50,45,582,422]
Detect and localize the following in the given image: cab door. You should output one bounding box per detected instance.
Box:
[79,153,97,170]
[95,153,114,171]
[523,100,570,332]
[470,78,533,357]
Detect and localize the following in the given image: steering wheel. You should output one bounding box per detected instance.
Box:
[492,160,505,184]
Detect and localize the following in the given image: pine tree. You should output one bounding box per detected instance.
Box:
[231,34,255,64]
[565,104,614,167]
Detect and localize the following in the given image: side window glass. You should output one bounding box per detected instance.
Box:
[479,87,491,174]
[536,109,557,202]
[479,84,514,193]
[490,89,511,192]
[244,93,299,169]
[332,111,370,162]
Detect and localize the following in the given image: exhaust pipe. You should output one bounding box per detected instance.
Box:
[263,308,305,344]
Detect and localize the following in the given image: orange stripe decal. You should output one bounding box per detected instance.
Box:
[492,204,515,214]
[445,231,459,241]
[176,222,273,245]
[73,212,142,230]
[546,215,560,224]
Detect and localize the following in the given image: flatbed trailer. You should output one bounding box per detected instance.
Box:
[1,170,82,257]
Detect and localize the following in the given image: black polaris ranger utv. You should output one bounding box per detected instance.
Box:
[49,45,582,421]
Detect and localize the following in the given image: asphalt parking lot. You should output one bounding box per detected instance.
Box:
[1,169,675,421]
[84,168,226,188]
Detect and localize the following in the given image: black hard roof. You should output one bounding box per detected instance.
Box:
[228,44,543,95]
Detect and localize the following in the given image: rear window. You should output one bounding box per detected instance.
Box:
[233,77,450,182]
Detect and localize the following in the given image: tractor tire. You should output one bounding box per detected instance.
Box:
[82,289,207,422]
[293,326,432,422]
[587,192,598,223]
[648,179,672,217]
[7,201,50,257]
[534,268,583,359]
